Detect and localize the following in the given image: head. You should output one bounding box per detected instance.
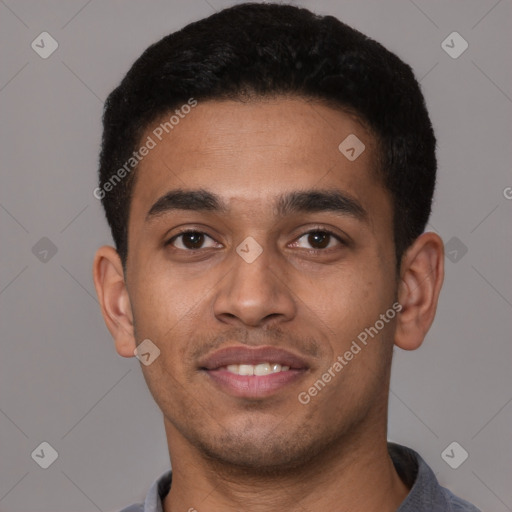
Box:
[93,3,443,473]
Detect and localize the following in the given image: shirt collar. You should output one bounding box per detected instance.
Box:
[144,469,172,512]
[389,442,452,511]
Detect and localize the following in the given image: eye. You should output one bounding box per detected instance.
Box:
[293,229,344,251]
[166,230,219,250]
[165,228,345,253]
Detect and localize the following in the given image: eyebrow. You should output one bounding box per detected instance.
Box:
[146,188,368,223]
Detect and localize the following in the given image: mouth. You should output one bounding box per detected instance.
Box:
[199,345,309,398]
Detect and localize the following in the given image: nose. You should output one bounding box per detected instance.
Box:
[212,238,297,328]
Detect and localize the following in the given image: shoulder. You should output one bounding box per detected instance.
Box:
[442,487,482,512]
[118,505,144,512]
[117,469,172,512]
[388,442,482,512]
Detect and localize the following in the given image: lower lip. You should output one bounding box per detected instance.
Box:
[204,368,307,398]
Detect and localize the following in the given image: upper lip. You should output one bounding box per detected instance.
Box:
[199,346,309,370]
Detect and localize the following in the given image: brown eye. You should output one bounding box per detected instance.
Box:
[295,230,344,251]
[308,231,330,249]
[167,231,217,250]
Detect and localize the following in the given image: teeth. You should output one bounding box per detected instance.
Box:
[254,363,271,376]
[238,364,254,376]
[221,363,291,376]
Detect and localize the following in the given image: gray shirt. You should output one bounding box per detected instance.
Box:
[119,442,481,512]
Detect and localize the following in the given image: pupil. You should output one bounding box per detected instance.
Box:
[184,232,203,249]
[309,232,329,249]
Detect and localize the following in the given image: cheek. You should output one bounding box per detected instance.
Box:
[304,267,383,342]
[301,267,395,408]
[129,262,205,344]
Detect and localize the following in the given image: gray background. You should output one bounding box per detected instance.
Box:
[1,0,511,510]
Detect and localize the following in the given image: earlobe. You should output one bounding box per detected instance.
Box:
[394,232,444,351]
[92,246,136,358]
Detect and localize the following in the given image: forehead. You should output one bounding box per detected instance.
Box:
[129,97,389,227]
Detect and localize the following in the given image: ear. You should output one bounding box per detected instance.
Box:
[395,232,444,351]
[92,246,136,358]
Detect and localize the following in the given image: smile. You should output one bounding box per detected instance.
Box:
[199,345,309,398]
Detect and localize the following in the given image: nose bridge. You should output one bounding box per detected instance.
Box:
[234,237,277,291]
[213,235,296,326]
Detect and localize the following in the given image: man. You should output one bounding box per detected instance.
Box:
[92,3,481,511]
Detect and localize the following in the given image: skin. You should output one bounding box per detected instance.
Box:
[93,97,444,512]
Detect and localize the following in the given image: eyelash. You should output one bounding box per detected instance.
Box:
[165,227,346,253]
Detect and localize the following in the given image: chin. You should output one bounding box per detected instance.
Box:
[195,426,327,475]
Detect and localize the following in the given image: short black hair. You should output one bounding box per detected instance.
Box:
[98,2,436,269]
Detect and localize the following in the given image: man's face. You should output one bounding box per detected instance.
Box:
[125,97,398,470]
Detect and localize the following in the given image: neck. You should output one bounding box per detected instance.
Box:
[162,419,409,512]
